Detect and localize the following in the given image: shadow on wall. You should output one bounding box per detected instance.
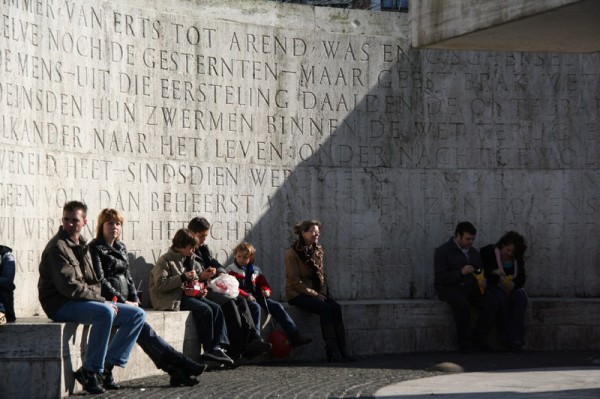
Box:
[237,47,427,302]
[128,254,154,309]
[222,48,596,302]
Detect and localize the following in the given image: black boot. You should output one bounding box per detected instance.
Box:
[323,324,345,362]
[244,335,272,359]
[289,331,312,347]
[334,321,356,362]
[163,348,208,376]
[74,367,106,394]
[163,364,199,387]
[101,363,121,390]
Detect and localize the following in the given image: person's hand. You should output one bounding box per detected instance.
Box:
[477,277,487,289]
[247,294,256,302]
[317,293,327,301]
[203,267,217,279]
[262,289,271,298]
[200,269,215,281]
[502,276,515,292]
[184,270,197,280]
[125,300,139,307]
[461,265,475,275]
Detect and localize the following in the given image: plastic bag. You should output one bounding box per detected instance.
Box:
[208,274,239,298]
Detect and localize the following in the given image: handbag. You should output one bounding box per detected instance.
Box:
[183,279,207,298]
[261,297,290,358]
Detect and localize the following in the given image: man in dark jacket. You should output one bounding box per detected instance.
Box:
[38,201,145,394]
[188,216,271,360]
[434,221,498,353]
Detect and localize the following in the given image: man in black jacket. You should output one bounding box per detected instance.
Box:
[188,216,271,360]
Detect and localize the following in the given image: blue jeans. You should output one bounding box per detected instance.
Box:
[54,301,145,373]
[489,285,528,344]
[249,297,298,336]
[180,295,229,351]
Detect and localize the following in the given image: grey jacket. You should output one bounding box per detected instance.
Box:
[38,227,104,319]
[149,248,201,310]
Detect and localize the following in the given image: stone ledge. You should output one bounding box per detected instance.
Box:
[1,299,599,398]
[0,311,199,398]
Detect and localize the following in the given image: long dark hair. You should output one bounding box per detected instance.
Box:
[496,231,527,259]
[293,219,322,245]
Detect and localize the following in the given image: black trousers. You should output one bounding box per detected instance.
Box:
[437,283,499,347]
[206,291,258,357]
[136,322,176,369]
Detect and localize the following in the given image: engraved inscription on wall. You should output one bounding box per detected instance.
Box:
[1,1,598,315]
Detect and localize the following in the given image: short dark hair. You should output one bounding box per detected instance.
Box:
[455,221,476,236]
[188,217,210,233]
[63,201,88,216]
[172,228,199,249]
[496,231,527,258]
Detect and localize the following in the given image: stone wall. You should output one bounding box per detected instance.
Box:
[1,0,599,319]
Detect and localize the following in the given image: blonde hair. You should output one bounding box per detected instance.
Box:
[233,241,256,263]
[96,208,124,240]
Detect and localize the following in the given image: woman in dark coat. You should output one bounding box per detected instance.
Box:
[480,231,528,352]
[90,208,207,387]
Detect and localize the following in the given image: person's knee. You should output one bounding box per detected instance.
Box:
[95,304,115,322]
[271,302,285,313]
[134,307,146,322]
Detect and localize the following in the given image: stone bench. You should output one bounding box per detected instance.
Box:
[0,311,199,399]
[1,298,599,398]
[263,298,600,358]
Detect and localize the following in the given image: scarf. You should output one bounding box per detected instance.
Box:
[494,247,518,278]
[292,239,325,292]
[243,262,255,292]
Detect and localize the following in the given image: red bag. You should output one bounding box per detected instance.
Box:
[184,280,207,298]
[268,329,291,358]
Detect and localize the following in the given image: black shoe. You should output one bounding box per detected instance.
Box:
[200,348,235,366]
[244,338,272,359]
[184,360,207,376]
[169,369,199,387]
[326,347,350,362]
[508,341,523,353]
[101,364,121,390]
[74,367,106,394]
[290,332,313,347]
[339,349,356,362]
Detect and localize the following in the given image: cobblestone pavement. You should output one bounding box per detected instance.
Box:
[68,351,599,398]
